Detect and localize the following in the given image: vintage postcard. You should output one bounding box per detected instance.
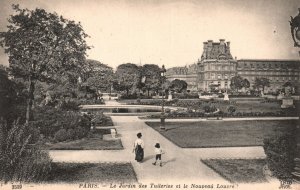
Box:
[0,0,299,190]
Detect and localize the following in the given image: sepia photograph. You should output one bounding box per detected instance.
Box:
[0,0,299,189]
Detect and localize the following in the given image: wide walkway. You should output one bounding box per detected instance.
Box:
[50,100,269,184]
[112,115,226,184]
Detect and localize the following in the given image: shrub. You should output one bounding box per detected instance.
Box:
[203,105,217,113]
[263,130,296,182]
[59,100,80,111]
[27,124,41,144]
[54,128,68,142]
[74,127,88,139]
[119,93,138,99]
[227,106,236,114]
[32,106,91,140]
[172,93,199,99]
[14,148,52,182]
[0,119,52,183]
[66,128,76,140]
[91,113,112,126]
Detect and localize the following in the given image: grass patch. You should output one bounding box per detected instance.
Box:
[146,120,297,148]
[47,162,137,183]
[43,129,123,150]
[201,159,267,183]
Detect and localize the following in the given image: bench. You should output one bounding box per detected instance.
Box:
[111,128,117,138]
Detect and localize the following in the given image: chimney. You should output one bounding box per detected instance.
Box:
[220,39,225,45]
[208,40,213,46]
[226,41,230,48]
[203,42,208,50]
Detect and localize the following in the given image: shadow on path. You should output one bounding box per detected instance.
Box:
[143,155,155,162]
[162,158,176,166]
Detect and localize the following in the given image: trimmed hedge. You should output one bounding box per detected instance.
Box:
[172,93,199,99]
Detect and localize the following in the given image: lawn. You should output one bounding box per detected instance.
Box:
[43,128,123,150]
[201,159,267,183]
[119,99,292,114]
[47,162,137,183]
[146,120,297,147]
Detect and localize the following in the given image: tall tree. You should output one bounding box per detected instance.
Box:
[140,64,161,96]
[0,5,90,124]
[115,63,140,95]
[230,75,244,92]
[84,59,114,93]
[254,77,270,93]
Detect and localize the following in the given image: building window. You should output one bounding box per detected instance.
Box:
[218,74,221,79]
[225,74,228,79]
[211,73,215,79]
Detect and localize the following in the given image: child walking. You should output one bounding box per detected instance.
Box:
[152,143,163,167]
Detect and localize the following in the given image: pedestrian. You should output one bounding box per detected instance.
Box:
[152,143,163,167]
[133,132,144,162]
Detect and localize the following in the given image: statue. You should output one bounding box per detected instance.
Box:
[223,92,229,101]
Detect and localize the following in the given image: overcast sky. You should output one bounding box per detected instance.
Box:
[0,0,299,69]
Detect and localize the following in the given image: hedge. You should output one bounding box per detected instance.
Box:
[263,130,297,182]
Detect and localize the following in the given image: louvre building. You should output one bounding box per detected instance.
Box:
[166,39,300,93]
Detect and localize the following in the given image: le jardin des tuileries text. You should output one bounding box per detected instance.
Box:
[108,183,236,189]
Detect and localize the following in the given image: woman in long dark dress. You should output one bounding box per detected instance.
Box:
[134,133,144,162]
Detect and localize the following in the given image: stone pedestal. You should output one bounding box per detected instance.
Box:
[281,97,294,108]
[168,94,172,101]
[224,93,229,101]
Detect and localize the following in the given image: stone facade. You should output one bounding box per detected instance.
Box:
[166,39,300,93]
[237,59,300,92]
[166,64,198,91]
[197,39,237,91]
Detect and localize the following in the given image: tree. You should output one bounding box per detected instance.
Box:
[84,59,114,93]
[0,5,90,124]
[140,64,161,96]
[254,77,270,93]
[170,79,188,93]
[115,63,140,95]
[0,66,27,124]
[283,82,294,96]
[230,76,244,92]
[243,78,250,89]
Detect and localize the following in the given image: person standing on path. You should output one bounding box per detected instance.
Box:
[152,143,163,167]
[133,132,144,163]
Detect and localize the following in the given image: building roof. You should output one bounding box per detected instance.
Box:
[238,59,300,62]
[201,39,233,60]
